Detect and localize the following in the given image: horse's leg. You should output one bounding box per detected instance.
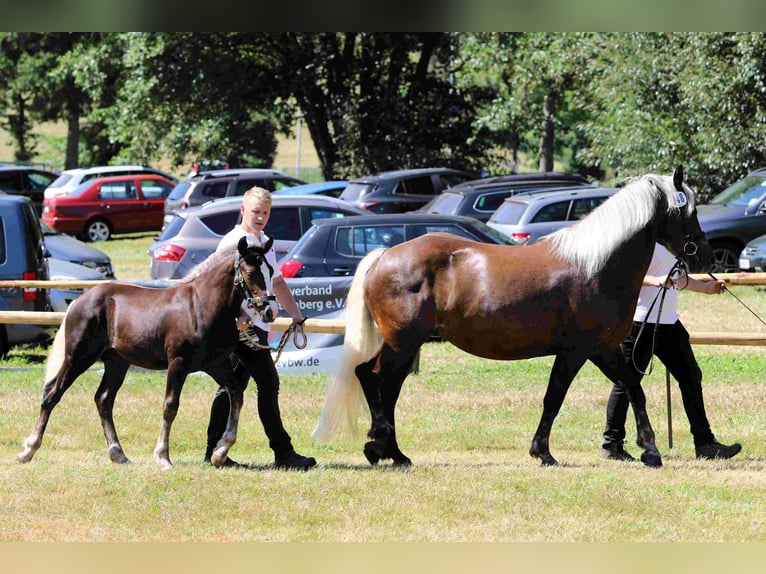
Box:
[94,352,131,464]
[529,352,588,466]
[205,364,245,469]
[356,343,417,466]
[152,360,189,470]
[17,351,101,463]
[590,349,662,467]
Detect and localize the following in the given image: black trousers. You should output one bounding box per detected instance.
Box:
[603,320,715,449]
[205,327,293,459]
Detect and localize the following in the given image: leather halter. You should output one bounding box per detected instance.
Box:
[233,252,276,315]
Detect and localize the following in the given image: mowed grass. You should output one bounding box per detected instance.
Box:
[2,337,766,541]
[2,235,766,541]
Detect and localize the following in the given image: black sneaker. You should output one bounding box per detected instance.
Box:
[601,442,636,462]
[275,449,317,471]
[695,441,742,460]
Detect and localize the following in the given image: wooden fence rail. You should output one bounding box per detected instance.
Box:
[2,273,766,344]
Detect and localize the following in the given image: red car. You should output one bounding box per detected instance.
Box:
[42,174,175,241]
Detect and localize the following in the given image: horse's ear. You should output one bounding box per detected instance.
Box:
[673,165,684,191]
[263,236,274,252]
[237,236,249,254]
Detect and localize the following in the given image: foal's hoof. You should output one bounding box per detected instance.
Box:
[363,441,383,465]
[640,452,663,468]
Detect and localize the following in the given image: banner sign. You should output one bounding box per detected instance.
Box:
[269,276,353,375]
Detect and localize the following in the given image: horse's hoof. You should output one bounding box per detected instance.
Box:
[640,452,663,468]
[539,456,559,467]
[392,457,412,467]
[16,450,33,463]
[363,442,382,465]
[108,446,130,464]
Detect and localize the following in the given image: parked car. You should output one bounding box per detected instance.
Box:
[420,172,593,222]
[42,174,176,242]
[273,180,348,198]
[0,166,59,215]
[487,187,618,244]
[40,220,114,278]
[339,167,477,213]
[163,168,306,227]
[44,165,178,199]
[0,196,50,357]
[47,257,106,312]
[278,213,517,279]
[697,168,766,272]
[149,195,368,280]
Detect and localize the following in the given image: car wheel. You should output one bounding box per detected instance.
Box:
[709,241,741,273]
[84,219,112,242]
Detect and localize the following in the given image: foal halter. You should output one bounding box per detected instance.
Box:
[233,252,276,316]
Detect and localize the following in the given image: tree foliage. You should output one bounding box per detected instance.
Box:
[2,32,766,196]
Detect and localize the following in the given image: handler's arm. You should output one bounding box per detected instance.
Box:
[272,275,304,324]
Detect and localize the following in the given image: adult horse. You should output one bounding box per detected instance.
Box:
[312,168,711,468]
[17,237,277,469]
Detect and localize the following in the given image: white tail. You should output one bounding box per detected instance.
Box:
[312,249,385,442]
[45,308,69,383]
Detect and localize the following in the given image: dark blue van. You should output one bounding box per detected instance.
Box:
[0,195,51,357]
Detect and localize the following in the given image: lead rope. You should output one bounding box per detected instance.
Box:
[632,257,686,451]
[237,318,308,363]
[631,258,687,376]
[273,318,308,364]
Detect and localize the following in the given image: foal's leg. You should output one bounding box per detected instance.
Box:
[205,365,245,469]
[590,349,662,467]
[17,350,101,463]
[94,352,131,464]
[529,352,588,466]
[152,359,189,470]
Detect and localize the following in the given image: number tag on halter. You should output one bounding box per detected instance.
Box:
[675,191,687,207]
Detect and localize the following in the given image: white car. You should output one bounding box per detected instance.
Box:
[44,165,178,199]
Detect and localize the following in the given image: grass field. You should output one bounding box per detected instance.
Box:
[2,233,766,542]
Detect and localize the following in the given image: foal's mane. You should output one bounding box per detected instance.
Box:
[179,244,238,284]
[546,174,694,279]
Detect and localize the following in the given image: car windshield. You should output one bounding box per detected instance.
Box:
[340,182,375,201]
[470,221,519,245]
[49,173,73,188]
[69,181,93,197]
[710,175,766,206]
[168,181,192,200]
[423,193,462,214]
[490,201,529,225]
[156,215,187,241]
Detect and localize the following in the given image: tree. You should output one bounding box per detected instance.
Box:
[454,32,600,176]
[88,33,294,170]
[579,33,766,197]
[279,33,496,179]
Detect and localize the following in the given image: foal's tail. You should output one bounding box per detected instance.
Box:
[312,249,385,442]
[45,309,69,383]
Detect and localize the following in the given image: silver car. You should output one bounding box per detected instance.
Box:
[149,194,368,280]
[487,187,617,244]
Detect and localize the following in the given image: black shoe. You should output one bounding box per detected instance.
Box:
[695,441,742,460]
[601,442,636,462]
[275,449,317,471]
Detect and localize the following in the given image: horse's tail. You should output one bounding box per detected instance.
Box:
[44,309,69,383]
[312,249,385,442]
